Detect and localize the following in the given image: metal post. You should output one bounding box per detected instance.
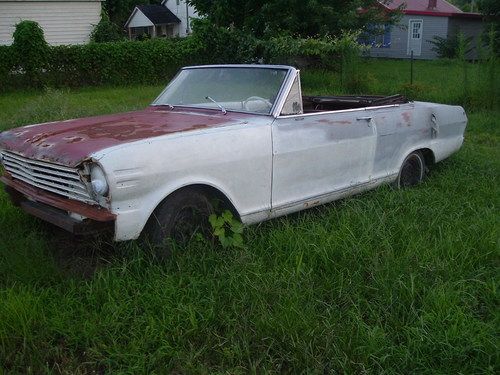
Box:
[410,50,414,85]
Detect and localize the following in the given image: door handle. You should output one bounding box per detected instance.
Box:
[356,116,373,121]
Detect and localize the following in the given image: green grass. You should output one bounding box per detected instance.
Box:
[0,59,498,373]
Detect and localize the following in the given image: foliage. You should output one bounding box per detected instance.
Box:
[208,211,244,249]
[0,79,498,372]
[429,33,473,59]
[0,24,371,91]
[188,0,400,38]
[90,11,124,43]
[0,46,16,89]
[190,19,261,64]
[478,0,500,54]
[0,61,498,370]
[12,20,49,85]
[0,37,205,90]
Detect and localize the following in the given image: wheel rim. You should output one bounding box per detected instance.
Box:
[399,154,423,187]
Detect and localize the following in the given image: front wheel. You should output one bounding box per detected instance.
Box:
[143,189,214,259]
[396,151,426,188]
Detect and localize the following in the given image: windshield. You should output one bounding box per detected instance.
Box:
[153,67,289,115]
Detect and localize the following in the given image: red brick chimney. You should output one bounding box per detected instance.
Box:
[428,0,437,9]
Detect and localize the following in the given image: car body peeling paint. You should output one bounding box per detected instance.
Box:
[0,106,251,167]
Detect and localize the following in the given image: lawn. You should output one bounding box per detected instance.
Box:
[0,59,498,374]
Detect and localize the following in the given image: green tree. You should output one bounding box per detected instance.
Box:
[478,0,499,54]
[12,20,48,85]
[90,11,124,42]
[188,0,400,38]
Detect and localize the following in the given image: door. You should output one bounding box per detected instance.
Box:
[407,19,423,56]
[271,111,378,210]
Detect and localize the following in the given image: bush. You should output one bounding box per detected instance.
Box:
[46,38,204,87]
[90,11,124,43]
[429,33,473,59]
[0,45,17,89]
[190,19,261,63]
[0,25,367,91]
[12,20,49,85]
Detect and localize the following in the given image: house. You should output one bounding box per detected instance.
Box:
[0,0,102,45]
[365,0,484,59]
[125,0,199,39]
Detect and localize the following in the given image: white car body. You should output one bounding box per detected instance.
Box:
[0,65,467,241]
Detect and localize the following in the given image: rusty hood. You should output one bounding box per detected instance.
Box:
[0,106,251,167]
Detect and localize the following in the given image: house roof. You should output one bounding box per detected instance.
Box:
[381,0,482,18]
[136,4,181,25]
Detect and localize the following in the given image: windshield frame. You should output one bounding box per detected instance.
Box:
[151,64,297,117]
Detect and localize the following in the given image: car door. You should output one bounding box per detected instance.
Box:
[271,108,378,210]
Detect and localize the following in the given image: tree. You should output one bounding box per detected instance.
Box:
[90,11,124,42]
[12,20,49,84]
[478,0,499,54]
[187,0,399,38]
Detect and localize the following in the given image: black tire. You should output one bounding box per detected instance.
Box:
[143,188,214,259]
[396,151,426,188]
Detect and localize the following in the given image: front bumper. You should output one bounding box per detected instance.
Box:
[1,174,115,236]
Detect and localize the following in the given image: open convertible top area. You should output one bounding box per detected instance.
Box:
[302,94,409,112]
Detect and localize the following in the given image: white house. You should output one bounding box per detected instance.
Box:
[0,0,103,45]
[125,0,199,39]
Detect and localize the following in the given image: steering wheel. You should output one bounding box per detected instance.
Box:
[243,96,273,111]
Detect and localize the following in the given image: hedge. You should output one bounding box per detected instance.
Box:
[0,24,361,91]
[0,37,207,91]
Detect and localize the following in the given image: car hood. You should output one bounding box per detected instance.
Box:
[0,107,251,167]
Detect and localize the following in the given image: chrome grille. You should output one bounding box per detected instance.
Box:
[0,151,93,203]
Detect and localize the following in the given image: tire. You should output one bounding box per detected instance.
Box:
[396,151,426,188]
[143,188,214,259]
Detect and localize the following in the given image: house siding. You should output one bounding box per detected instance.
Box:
[448,18,484,59]
[0,1,101,45]
[127,9,153,28]
[164,0,198,37]
[368,15,449,59]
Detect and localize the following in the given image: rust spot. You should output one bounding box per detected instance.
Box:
[304,200,320,208]
[1,175,115,221]
[0,107,249,167]
[63,136,85,144]
[401,111,411,125]
[317,119,352,125]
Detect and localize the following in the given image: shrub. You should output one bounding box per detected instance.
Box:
[90,11,124,43]
[12,20,49,85]
[190,19,261,63]
[0,45,17,90]
[429,33,473,59]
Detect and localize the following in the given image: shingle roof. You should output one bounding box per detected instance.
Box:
[137,4,181,25]
[379,0,481,18]
[384,0,462,14]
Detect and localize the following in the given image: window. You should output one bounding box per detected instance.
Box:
[411,21,422,39]
[360,24,391,48]
[280,75,303,116]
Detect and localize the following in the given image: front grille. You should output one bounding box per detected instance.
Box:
[0,150,93,203]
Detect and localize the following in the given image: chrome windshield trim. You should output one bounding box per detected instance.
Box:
[152,65,295,116]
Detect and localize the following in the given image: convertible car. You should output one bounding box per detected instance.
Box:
[0,65,467,250]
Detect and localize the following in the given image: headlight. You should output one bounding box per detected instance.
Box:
[90,164,109,196]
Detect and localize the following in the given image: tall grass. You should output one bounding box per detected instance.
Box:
[0,59,498,373]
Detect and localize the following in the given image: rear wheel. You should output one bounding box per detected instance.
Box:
[396,151,426,188]
[143,189,214,259]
